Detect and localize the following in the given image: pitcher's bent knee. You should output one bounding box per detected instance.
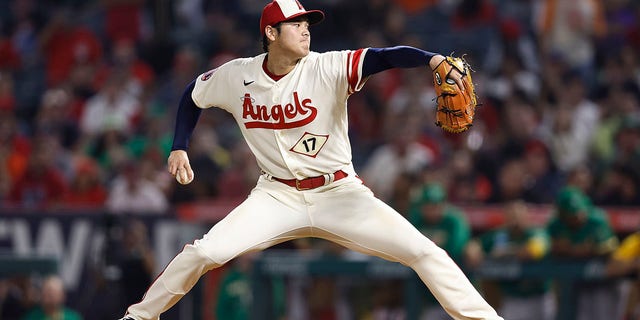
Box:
[404,236,448,266]
[162,244,221,295]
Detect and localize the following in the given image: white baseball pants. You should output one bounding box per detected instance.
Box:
[126,175,502,320]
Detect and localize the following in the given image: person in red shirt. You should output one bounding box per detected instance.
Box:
[0,36,21,71]
[61,158,107,209]
[0,107,31,197]
[39,9,103,87]
[8,136,68,208]
[102,0,144,45]
[94,38,155,97]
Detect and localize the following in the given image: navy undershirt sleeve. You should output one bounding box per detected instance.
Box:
[362,46,437,78]
[171,80,202,151]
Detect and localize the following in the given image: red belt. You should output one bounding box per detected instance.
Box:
[274,170,348,190]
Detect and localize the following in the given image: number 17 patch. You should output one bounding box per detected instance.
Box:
[290,132,328,158]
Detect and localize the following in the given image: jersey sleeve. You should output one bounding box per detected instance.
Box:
[346,48,368,94]
[316,49,369,96]
[191,62,235,110]
[362,46,437,77]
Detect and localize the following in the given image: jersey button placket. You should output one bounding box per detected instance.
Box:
[274,130,295,176]
[273,84,280,103]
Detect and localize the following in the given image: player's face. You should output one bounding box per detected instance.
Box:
[275,20,311,58]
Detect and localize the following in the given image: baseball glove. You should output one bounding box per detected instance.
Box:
[432,56,478,133]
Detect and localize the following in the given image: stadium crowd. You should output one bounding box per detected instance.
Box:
[0,0,638,212]
[1,0,640,319]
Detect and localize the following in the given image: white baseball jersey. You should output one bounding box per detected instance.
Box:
[191,49,368,180]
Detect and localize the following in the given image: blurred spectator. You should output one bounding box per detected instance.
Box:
[450,0,497,64]
[386,171,419,216]
[536,0,607,83]
[446,148,492,204]
[33,88,80,151]
[105,160,168,214]
[152,46,203,116]
[598,0,639,56]
[139,149,173,195]
[171,124,226,203]
[452,0,496,29]
[288,275,350,320]
[595,164,640,206]
[87,129,130,176]
[590,81,637,168]
[125,115,174,194]
[499,93,540,151]
[607,230,640,320]
[547,187,618,258]
[0,103,30,196]
[611,115,640,171]
[173,0,207,38]
[126,114,173,162]
[386,68,438,137]
[215,254,254,320]
[484,3,540,74]
[546,187,619,320]
[367,280,405,320]
[0,275,38,320]
[21,275,82,320]
[214,141,259,200]
[0,31,21,71]
[96,38,155,101]
[0,152,10,201]
[521,139,562,203]
[61,157,107,209]
[361,118,434,203]
[0,72,17,111]
[538,72,600,173]
[7,0,46,62]
[101,0,145,45]
[466,200,555,320]
[79,72,141,137]
[565,163,595,196]
[408,183,471,319]
[488,157,527,203]
[78,217,154,320]
[6,0,47,118]
[117,219,155,309]
[38,7,102,87]
[484,55,540,103]
[8,134,68,209]
[619,45,640,86]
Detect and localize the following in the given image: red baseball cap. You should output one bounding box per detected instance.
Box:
[260,0,325,36]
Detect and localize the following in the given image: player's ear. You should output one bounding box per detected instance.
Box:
[265,25,277,41]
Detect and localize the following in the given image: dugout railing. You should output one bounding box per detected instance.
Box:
[251,251,613,320]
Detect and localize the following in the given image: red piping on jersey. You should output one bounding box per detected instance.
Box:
[262,55,286,82]
[347,49,364,94]
[346,52,353,94]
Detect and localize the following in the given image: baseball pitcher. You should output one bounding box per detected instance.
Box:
[119,1,498,319]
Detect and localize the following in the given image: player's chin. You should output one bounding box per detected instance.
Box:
[295,49,310,59]
[299,42,310,53]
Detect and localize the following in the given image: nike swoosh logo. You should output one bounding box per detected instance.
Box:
[243,80,254,86]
